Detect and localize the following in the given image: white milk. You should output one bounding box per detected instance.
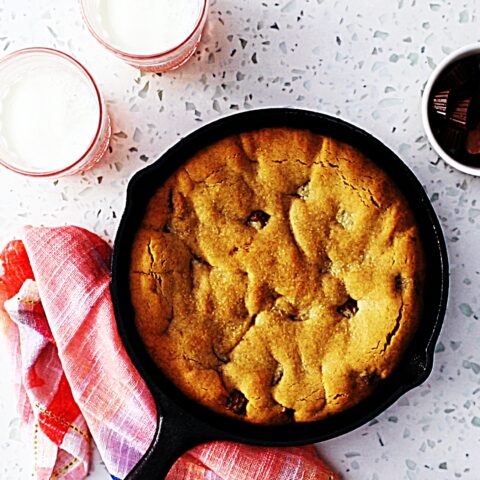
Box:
[0,53,100,173]
[95,0,202,55]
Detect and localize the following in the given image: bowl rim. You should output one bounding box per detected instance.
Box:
[421,42,480,176]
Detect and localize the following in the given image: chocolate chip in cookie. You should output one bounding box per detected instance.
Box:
[247,210,271,230]
[337,297,358,318]
[226,390,248,415]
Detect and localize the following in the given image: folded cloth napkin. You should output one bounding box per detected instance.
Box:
[0,226,339,480]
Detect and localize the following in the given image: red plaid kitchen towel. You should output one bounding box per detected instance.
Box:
[0,226,339,480]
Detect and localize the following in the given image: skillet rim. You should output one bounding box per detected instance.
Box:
[111,107,449,448]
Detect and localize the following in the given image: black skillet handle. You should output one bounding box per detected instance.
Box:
[126,392,227,480]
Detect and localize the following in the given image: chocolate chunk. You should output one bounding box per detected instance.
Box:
[247,210,270,229]
[467,123,480,155]
[394,274,403,292]
[337,297,358,318]
[449,97,478,130]
[444,59,477,88]
[271,363,284,386]
[192,253,209,265]
[213,345,229,364]
[226,390,248,415]
[288,313,306,322]
[359,371,380,386]
[273,297,306,321]
[442,126,466,155]
[320,257,332,274]
[282,407,295,420]
[296,182,310,199]
[432,89,453,117]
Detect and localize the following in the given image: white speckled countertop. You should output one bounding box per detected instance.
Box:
[0,0,479,478]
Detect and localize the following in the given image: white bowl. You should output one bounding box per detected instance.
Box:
[421,43,480,176]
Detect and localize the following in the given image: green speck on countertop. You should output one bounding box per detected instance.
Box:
[439,462,447,470]
[138,81,150,99]
[471,416,480,427]
[345,452,361,458]
[459,9,469,23]
[450,341,462,351]
[446,186,459,196]
[407,52,419,66]
[463,360,480,374]
[468,208,480,221]
[459,303,474,317]
[406,459,416,470]
[427,56,437,69]
[373,30,389,40]
[430,192,439,202]
[435,342,445,353]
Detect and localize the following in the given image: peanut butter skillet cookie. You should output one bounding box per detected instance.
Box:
[130,128,425,425]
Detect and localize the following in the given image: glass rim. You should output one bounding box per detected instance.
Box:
[0,47,106,178]
[80,0,208,60]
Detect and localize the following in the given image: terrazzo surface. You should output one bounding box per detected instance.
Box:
[0,0,479,478]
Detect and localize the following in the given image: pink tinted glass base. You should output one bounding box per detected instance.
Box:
[128,37,203,73]
[70,114,112,175]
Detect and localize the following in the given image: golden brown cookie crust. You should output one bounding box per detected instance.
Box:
[130,128,425,425]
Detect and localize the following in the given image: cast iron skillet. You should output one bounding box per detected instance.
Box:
[111,108,449,479]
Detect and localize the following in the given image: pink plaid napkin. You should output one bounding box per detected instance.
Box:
[0,226,339,480]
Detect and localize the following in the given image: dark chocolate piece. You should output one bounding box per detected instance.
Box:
[442,126,466,155]
[466,124,480,155]
[432,89,452,117]
[444,59,478,89]
[247,210,270,230]
[449,97,478,130]
[226,390,248,415]
[337,297,358,319]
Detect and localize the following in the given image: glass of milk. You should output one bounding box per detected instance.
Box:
[81,0,209,72]
[0,48,111,178]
